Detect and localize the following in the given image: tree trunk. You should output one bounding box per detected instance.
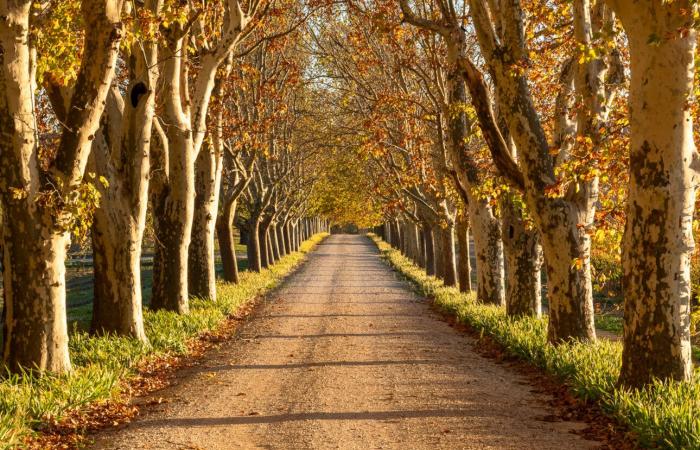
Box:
[284,221,293,254]
[216,199,239,283]
[466,0,597,342]
[404,221,421,265]
[150,33,195,314]
[501,197,542,317]
[266,227,276,265]
[1,0,124,373]
[247,217,262,272]
[151,197,191,313]
[259,220,271,268]
[456,216,472,293]
[422,222,436,276]
[415,223,425,267]
[613,0,697,387]
[149,105,192,311]
[277,224,287,258]
[436,225,458,287]
[188,140,222,300]
[292,221,299,251]
[2,216,72,373]
[469,199,505,305]
[535,211,596,341]
[90,17,158,337]
[271,222,281,262]
[399,220,408,255]
[390,220,401,248]
[417,226,426,269]
[91,208,148,340]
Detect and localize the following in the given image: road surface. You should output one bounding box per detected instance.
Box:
[91,234,597,449]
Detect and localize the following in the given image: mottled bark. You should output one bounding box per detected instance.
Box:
[390,220,401,249]
[150,30,194,313]
[91,6,159,339]
[538,214,596,341]
[151,193,190,313]
[216,199,239,283]
[435,225,458,287]
[258,221,270,269]
[2,220,71,373]
[403,221,421,265]
[271,221,281,261]
[610,0,698,387]
[150,0,253,311]
[467,0,599,342]
[284,221,293,254]
[501,197,542,317]
[247,217,262,272]
[469,199,504,305]
[0,0,123,373]
[456,216,472,293]
[91,206,147,340]
[276,224,287,258]
[188,140,222,300]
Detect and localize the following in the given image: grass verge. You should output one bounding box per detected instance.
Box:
[0,233,328,449]
[369,233,700,449]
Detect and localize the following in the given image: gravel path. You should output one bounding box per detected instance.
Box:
[91,234,598,449]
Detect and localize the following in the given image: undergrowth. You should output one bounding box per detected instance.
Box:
[0,233,327,449]
[370,234,700,449]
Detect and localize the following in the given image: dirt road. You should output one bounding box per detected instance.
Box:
[91,235,598,449]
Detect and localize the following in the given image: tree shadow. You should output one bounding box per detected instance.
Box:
[202,359,447,371]
[128,408,488,429]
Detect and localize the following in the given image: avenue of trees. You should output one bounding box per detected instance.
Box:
[308,0,700,389]
[0,0,698,397]
[0,0,328,375]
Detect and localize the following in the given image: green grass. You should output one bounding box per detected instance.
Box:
[0,233,327,449]
[369,234,700,450]
[595,314,624,335]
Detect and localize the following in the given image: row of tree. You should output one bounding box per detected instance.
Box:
[309,0,699,388]
[0,0,328,375]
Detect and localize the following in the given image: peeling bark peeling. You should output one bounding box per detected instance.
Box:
[608,0,698,387]
[0,0,124,373]
[91,0,160,340]
[470,199,505,306]
[501,197,542,317]
[189,140,223,300]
